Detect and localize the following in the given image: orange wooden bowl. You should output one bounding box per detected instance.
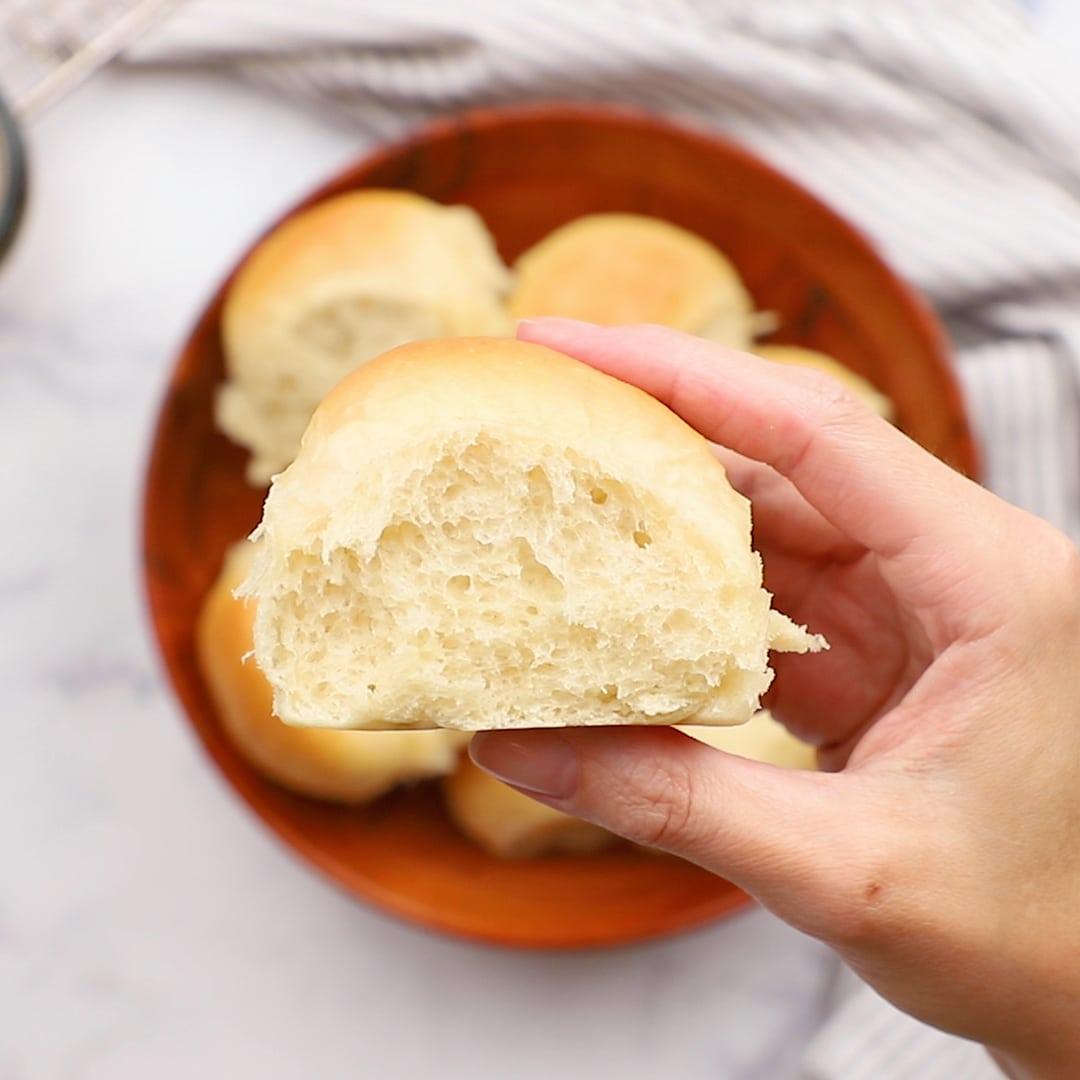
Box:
[143,104,977,950]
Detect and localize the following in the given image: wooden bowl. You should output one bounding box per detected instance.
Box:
[143,104,976,950]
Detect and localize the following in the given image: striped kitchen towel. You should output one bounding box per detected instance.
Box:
[130,2,1079,1076]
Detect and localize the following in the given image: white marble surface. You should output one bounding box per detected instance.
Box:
[0,69,837,1079]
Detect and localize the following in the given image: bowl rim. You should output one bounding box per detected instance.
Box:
[142,101,976,950]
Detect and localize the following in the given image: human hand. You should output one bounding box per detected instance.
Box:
[471,319,1080,1079]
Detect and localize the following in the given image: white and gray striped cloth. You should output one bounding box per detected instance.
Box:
[131,2,1079,1076]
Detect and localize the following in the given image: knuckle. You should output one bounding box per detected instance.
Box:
[772,371,867,478]
[605,755,697,851]
[1041,525,1080,610]
[801,369,867,425]
[1010,515,1080,627]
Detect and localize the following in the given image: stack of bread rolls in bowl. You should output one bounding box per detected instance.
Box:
[144,106,975,947]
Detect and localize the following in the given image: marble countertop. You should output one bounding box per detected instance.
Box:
[0,69,836,1080]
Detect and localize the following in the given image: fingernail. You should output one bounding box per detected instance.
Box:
[469,732,579,799]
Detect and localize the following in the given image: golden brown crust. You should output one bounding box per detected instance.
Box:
[308,335,713,462]
[223,191,495,330]
[218,191,510,484]
[507,213,753,336]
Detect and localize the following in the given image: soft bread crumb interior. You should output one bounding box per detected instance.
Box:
[251,430,818,731]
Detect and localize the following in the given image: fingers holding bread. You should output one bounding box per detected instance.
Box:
[754,344,893,420]
[516,319,984,566]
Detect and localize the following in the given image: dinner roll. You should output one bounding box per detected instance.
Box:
[508,213,756,347]
[217,190,510,484]
[442,754,615,858]
[755,344,893,419]
[244,337,825,732]
[681,710,817,770]
[196,541,465,803]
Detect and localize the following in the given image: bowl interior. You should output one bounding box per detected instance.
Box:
[144,106,975,949]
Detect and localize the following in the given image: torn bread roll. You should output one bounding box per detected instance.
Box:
[243,337,825,731]
[196,541,466,803]
[442,754,615,858]
[217,190,511,485]
[508,213,757,347]
[755,344,893,420]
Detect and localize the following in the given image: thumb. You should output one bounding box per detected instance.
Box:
[470,727,884,942]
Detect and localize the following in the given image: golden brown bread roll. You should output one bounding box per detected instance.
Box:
[243,337,826,732]
[508,213,757,347]
[217,190,511,485]
[755,344,893,420]
[196,542,466,803]
[442,754,615,858]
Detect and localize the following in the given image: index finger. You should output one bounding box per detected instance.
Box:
[518,319,985,560]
